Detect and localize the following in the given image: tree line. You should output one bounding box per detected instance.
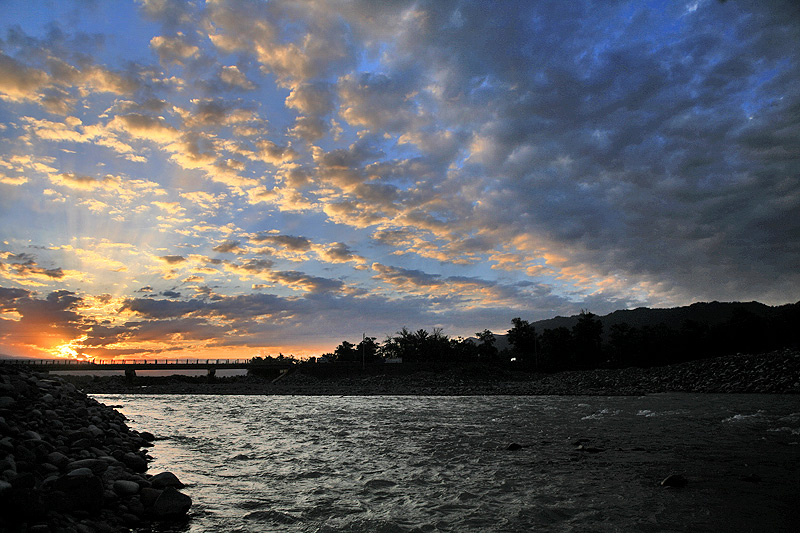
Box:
[315,301,799,371]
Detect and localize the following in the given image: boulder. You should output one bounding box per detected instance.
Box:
[67,458,108,475]
[140,487,163,508]
[151,471,184,489]
[113,479,140,496]
[122,452,148,473]
[151,486,192,518]
[506,442,523,451]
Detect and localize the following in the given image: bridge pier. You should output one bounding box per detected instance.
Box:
[125,368,136,382]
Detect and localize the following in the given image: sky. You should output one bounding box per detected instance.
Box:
[0,0,798,360]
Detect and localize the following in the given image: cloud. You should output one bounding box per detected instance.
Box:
[0,53,50,102]
[315,242,367,266]
[150,33,200,65]
[0,253,84,287]
[212,240,243,254]
[251,233,311,250]
[50,172,119,191]
[219,65,255,90]
[108,114,180,144]
[1,0,798,360]
[159,255,186,264]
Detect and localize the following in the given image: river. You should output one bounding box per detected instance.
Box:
[92,393,800,532]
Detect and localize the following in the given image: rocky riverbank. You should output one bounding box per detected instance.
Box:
[0,365,192,532]
[70,348,800,396]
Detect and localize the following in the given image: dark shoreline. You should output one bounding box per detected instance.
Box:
[0,365,192,532]
[71,349,800,396]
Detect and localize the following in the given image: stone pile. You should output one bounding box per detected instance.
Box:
[0,365,192,532]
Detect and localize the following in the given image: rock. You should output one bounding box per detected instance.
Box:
[122,452,148,473]
[53,473,105,511]
[151,471,184,489]
[23,430,42,440]
[506,442,523,451]
[140,431,156,442]
[47,451,70,469]
[660,473,688,488]
[68,467,95,477]
[151,486,192,518]
[0,396,15,408]
[113,479,140,496]
[67,459,108,475]
[10,471,35,489]
[140,487,163,508]
[741,473,762,483]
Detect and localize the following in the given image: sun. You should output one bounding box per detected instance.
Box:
[50,335,89,360]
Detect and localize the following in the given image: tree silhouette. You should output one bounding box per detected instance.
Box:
[508,317,537,367]
[476,329,499,361]
[572,310,602,368]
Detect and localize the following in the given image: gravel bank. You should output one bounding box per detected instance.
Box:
[0,365,192,532]
[72,349,800,396]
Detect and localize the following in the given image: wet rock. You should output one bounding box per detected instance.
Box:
[121,452,148,473]
[140,487,163,508]
[151,471,184,489]
[151,486,192,518]
[660,473,688,488]
[506,442,523,451]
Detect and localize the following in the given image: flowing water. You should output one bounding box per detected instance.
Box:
[92,394,800,532]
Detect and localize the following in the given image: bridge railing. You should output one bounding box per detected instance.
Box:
[0,358,255,366]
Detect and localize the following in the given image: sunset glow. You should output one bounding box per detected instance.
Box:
[51,335,89,360]
[1,1,798,360]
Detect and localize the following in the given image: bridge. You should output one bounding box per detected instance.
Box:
[0,358,294,379]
